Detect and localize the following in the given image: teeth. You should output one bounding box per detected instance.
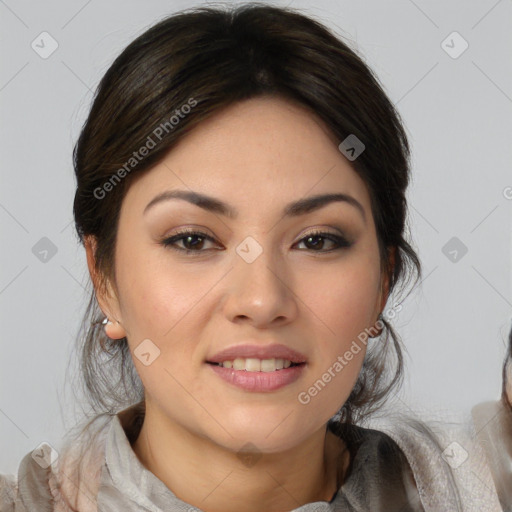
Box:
[219,358,295,371]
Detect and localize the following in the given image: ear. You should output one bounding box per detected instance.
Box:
[377,246,396,318]
[84,235,127,340]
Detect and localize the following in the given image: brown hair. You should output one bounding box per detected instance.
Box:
[72,2,421,425]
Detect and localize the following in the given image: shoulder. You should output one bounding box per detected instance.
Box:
[365,410,503,512]
[0,412,115,512]
[0,445,56,511]
[0,473,16,511]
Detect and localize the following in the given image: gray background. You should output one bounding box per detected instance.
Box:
[1,0,511,474]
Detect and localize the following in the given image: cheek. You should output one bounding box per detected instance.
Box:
[303,254,381,345]
[292,256,380,417]
[113,247,213,394]
[115,243,209,341]
[328,272,379,333]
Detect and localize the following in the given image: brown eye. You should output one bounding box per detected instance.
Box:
[161,230,216,254]
[295,231,352,252]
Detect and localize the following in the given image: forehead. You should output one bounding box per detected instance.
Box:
[121,96,371,218]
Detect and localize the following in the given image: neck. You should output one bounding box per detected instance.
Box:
[131,403,349,512]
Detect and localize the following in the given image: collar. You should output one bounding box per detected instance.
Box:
[96,401,420,511]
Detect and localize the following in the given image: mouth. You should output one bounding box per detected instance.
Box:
[206,343,307,368]
[206,358,307,392]
[206,358,306,372]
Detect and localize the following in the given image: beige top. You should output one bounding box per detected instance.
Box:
[0,399,508,511]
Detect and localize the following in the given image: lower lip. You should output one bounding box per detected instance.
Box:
[206,363,306,392]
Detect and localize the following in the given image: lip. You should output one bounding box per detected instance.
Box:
[207,363,306,392]
[206,343,307,364]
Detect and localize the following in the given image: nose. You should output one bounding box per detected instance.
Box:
[221,244,298,328]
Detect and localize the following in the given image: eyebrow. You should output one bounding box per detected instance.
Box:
[143,189,366,222]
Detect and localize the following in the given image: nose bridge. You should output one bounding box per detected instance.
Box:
[236,235,286,296]
[225,235,296,324]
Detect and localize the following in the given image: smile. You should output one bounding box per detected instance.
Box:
[207,357,303,372]
[206,360,306,392]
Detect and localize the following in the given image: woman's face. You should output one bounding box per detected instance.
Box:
[91,96,388,453]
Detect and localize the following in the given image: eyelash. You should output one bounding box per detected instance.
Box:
[160,228,352,255]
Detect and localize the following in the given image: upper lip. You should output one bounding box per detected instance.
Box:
[206,343,307,364]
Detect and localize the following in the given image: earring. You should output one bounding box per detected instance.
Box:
[101,316,126,340]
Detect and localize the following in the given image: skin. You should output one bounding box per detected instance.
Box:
[85,96,391,512]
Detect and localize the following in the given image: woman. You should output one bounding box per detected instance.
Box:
[0,3,505,511]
